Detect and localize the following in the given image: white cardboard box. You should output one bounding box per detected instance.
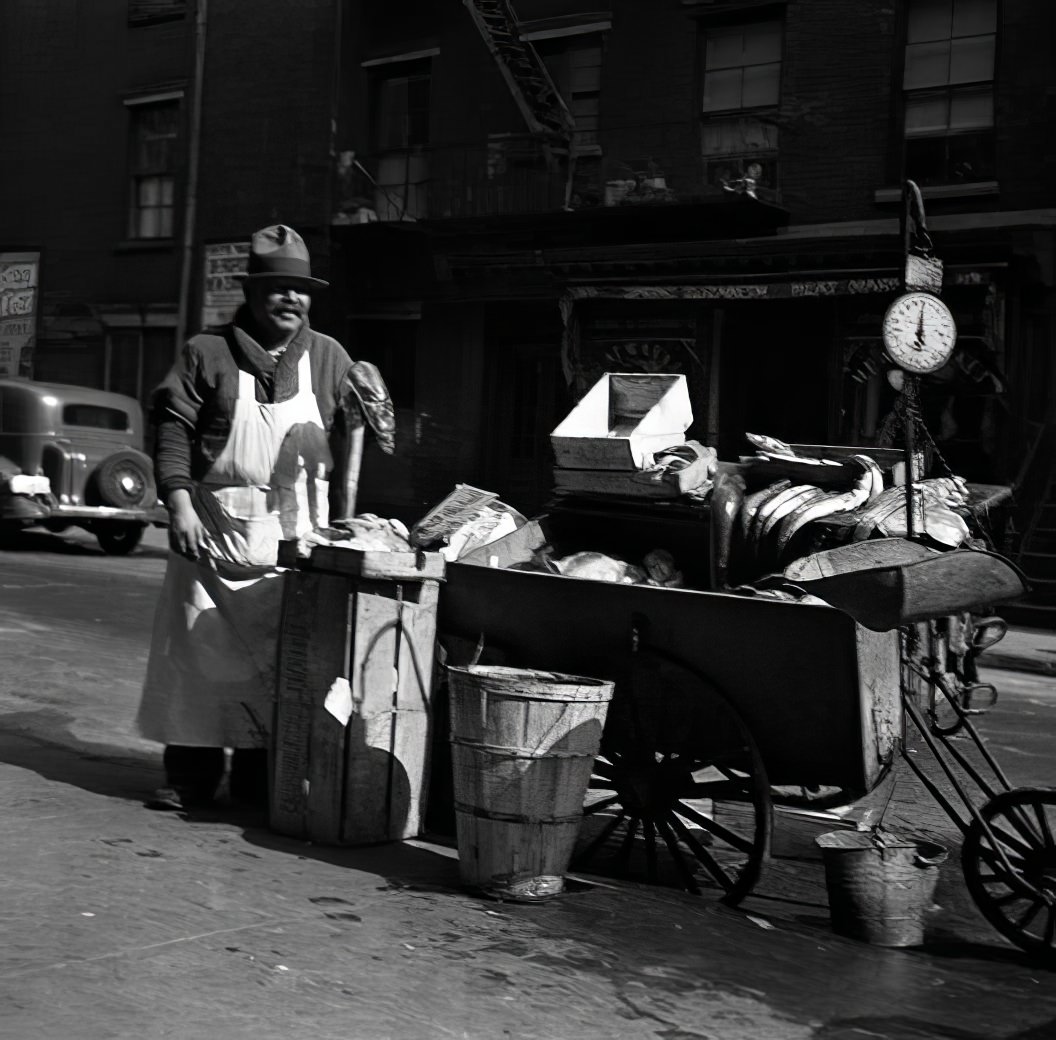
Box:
[550,373,693,471]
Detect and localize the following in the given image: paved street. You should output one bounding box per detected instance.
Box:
[0,527,1054,1039]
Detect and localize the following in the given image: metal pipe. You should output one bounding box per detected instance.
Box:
[175,0,208,355]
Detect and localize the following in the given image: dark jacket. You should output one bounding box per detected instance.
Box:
[152,309,394,502]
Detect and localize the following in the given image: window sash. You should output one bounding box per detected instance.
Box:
[373,67,431,151]
[127,100,178,239]
[701,22,782,113]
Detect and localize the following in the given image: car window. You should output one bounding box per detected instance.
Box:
[62,404,129,431]
[0,388,34,433]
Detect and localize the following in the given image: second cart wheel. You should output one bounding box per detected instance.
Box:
[961,788,1056,962]
[573,650,772,906]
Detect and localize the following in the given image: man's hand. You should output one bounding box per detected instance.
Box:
[167,489,209,560]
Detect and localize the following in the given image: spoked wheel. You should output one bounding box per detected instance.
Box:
[573,651,772,906]
[961,788,1056,961]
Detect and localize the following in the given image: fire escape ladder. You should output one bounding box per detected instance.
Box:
[463,0,576,174]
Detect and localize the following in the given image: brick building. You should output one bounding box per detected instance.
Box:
[2,0,1054,608]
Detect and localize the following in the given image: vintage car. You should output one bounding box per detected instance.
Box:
[0,378,167,554]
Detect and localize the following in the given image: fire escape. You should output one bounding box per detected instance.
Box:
[463,0,578,208]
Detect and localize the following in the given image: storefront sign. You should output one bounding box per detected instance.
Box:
[201,241,250,327]
[570,278,905,302]
[0,252,40,376]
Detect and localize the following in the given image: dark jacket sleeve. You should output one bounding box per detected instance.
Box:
[152,339,205,429]
[154,416,195,502]
[150,339,203,502]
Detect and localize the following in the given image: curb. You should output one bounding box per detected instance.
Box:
[978,650,1056,676]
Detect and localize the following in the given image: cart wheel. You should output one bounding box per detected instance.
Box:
[961,788,1056,962]
[574,651,772,906]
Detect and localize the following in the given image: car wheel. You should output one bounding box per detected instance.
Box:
[91,450,156,510]
[96,522,145,556]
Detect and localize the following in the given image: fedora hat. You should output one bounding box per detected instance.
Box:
[233,224,329,288]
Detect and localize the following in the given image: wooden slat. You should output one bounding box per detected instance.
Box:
[300,545,446,582]
[344,586,403,844]
[271,572,350,840]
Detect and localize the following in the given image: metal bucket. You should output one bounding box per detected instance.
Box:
[816,830,948,947]
[446,665,613,901]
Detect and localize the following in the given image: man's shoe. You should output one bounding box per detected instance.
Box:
[145,787,185,811]
[145,786,215,812]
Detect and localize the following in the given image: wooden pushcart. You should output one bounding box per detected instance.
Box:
[437,498,1054,960]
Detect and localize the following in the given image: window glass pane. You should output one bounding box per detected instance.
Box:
[570,62,601,94]
[953,0,996,37]
[138,208,159,238]
[905,93,950,134]
[138,177,161,205]
[904,40,951,88]
[62,404,129,430]
[571,95,599,128]
[375,78,409,151]
[905,135,949,184]
[703,68,743,111]
[702,117,778,155]
[949,85,993,128]
[908,0,952,43]
[570,45,602,72]
[706,31,744,71]
[948,129,995,180]
[159,207,174,238]
[406,75,430,147]
[743,23,782,64]
[949,34,994,83]
[742,62,780,107]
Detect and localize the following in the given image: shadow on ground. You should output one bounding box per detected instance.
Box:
[0,526,168,560]
[0,713,161,802]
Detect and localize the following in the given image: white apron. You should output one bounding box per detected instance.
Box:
[137,351,329,748]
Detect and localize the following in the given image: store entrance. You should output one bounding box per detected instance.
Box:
[718,298,837,459]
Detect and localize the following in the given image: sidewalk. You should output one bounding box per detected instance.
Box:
[2,536,1055,1038]
[979,623,1056,675]
[1,725,1054,1040]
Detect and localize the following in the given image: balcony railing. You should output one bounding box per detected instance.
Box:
[332,131,780,224]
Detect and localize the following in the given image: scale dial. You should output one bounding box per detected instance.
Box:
[882,292,957,374]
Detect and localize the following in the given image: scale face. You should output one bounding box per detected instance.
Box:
[882,292,957,374]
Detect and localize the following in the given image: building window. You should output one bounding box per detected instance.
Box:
[533,35,603,151]
[699,22,782,194]
[126,99,179,239]
[903,0,997,185]
[370,60,431,221]
[701,21,782,113]
[128,0,186,27]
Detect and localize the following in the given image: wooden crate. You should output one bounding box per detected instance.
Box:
[550,372,693,471]
[270,548,444,845]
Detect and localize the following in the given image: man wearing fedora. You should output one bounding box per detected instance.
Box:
[136,224,395,811]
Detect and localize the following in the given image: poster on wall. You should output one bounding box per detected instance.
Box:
[201,241,250,328]
[0,251,40,377]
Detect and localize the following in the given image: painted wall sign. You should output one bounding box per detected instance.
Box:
[201,241,250,328]
[0,251,41,376]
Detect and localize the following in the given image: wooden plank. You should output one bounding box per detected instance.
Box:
[271,572,351,841]
[344,585,403,843]
[301,545,446,582]
[392,583,440,838]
